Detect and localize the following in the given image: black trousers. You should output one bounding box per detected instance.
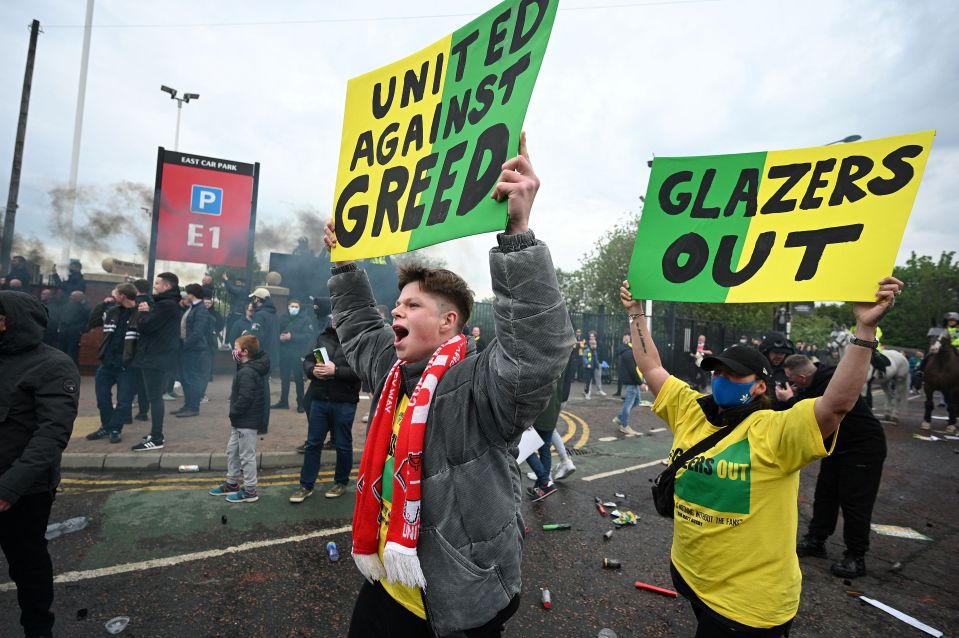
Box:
[278,354,304,407]
[807,451,885,556]
[0,491,55,637]
[141,367,169,441]
[347,580,520,638]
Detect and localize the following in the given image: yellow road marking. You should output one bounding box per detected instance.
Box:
[559,411,589,449]
[61,471,359,493]
[559,411,577,444]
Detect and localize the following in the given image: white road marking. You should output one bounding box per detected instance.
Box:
[581,459,667,482]
[0,524,353,592]
[649,427,667,433]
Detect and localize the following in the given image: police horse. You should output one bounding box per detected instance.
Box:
[921,329,959,432]
[865,348,910,423]
[828,326,852,359]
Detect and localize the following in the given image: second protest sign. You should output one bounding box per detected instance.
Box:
[627,131,935,303]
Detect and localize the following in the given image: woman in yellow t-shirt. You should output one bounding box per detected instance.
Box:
[619,277,902,637]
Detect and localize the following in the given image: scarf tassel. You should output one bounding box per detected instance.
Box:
[353,552,387,583]
[384,542,428,589]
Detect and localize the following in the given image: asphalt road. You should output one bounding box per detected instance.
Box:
[1,386,957,637]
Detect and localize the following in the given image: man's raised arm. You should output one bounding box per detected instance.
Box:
[814,277,903,440]
[478,133,576,441]
[324,220,395,392]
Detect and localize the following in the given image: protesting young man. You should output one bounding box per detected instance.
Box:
[325,135,574,638]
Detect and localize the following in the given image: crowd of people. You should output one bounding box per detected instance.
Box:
[0,131,942,638]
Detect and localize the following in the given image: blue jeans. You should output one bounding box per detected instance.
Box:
[95,364,138,433]
[526,429,553,488]
[300,400,357,489]
[617,384,642,427]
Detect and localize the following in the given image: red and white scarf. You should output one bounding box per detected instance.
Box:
[352,334,467,589]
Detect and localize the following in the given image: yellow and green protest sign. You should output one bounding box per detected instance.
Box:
[627,131,935,303]
[330,0,558,261]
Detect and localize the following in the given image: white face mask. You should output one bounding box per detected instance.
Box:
[289,307,300,316]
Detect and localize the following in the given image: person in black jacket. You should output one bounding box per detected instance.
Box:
[223,273,249,345]
[39,287,61,347]
[289,317,360,503]
[249,287,280,376]
[50,259,86,294]
[2,255,32,288]
[208,335,270,504]
[203,297,225,379]
[86,283,139,444]
[0,290,80,638]
[232,303,254,340]
[760,331,795,407]
[174,284,215,418]
[777,355,887,579]
[612,332,646,437]
[57,291,90,365]
[131,272,182,451]
[273,298,315,412]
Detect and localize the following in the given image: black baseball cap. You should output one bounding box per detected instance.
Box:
[700,345,771,380]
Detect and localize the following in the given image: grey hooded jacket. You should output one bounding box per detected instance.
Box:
[329,230,574,636]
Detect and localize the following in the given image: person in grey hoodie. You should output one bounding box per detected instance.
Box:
[0,291,80,638]
[326,136,574,638]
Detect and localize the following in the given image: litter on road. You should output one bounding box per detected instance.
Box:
[104,616,130,634]
[870,524,932,541]
[634,580,677,598]
[45,516,91,541]
[858,596,943,637]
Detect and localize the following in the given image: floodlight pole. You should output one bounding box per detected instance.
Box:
[160,86,199,152]
[1,20,41,272]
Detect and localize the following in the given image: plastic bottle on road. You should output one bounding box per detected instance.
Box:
[45,516,91,540]
[327,541,340,562]
[598,629,617,638]
[104,616,130,634]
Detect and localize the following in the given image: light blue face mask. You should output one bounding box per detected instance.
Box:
[289,307,300,316]
[711,375,757,408]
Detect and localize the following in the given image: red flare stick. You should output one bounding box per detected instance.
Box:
[634,580,678,598]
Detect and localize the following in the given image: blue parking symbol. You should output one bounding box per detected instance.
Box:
[191,185,223,215]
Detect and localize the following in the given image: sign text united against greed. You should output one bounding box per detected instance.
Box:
[331,0,557,260]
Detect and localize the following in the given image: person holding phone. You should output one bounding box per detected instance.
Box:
[290,316,360,503]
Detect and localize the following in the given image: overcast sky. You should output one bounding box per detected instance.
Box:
[1,0,956,296]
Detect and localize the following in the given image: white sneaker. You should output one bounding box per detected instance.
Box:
[200,395,209,404]
[612,416,623,426]
[583,391,591,400]
[553,459,576,481]
[526,471,538,481]
[598,390,608,397]
[619,425,642,437]
[946,424,957,435]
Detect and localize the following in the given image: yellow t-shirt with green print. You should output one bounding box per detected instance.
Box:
[653,375,836,629]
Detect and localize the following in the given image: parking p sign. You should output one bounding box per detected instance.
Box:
[151,149,259,271]
[191,185,223,215]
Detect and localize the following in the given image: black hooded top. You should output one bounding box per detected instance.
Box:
[229,350,271,433]
[0,291,80,504]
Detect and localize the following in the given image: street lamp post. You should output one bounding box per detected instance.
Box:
[160,85,199,151]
